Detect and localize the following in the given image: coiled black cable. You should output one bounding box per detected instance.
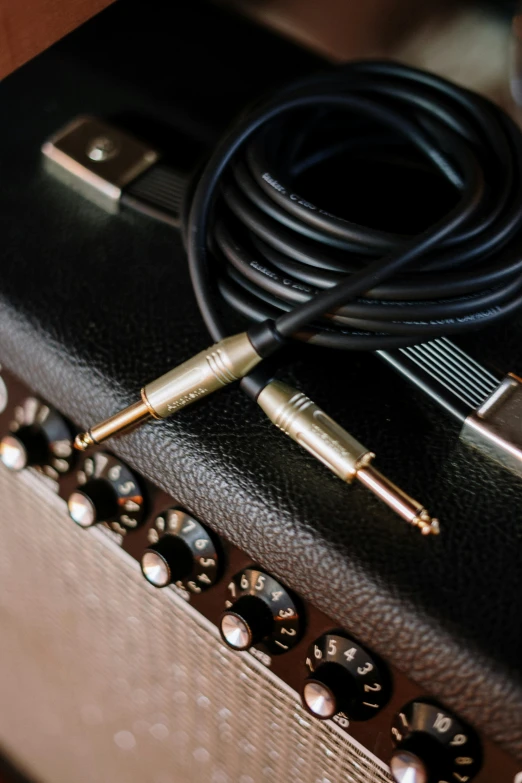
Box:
[185,60,522,355]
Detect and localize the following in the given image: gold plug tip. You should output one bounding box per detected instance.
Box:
[74,400,152,451]
[356,466,440,536]
[74,431,94,451]
[415,512,440,536]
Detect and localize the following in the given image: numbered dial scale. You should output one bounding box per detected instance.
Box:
[68,453,145,533]
[0,397,74,476]
[390,701,482,783]
[303,633,389,722]
[221,569,302,654]
[142,508,220,593]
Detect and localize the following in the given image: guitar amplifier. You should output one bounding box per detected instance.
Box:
[0,3,522,783]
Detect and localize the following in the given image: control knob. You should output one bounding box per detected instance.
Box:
[68,453,145,533]
[302,633,389,722]
[142,508,220,593]
[390,701,482,783]
[0,397,74,476]
[220,569,302,654]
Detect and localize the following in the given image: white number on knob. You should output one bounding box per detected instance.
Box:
[364,683,382,693]
[343,647,357,662]
[124,500,140,513]
[53,440,72,458]
[357,662,374,676]
[255,575,266,591]
[450,735,467,747]
[0,375,7,414]
[118,481,135,495]
[240,574,249,590]
[433,713,452,734]
[327,639,337,655]
[187,581,201,593]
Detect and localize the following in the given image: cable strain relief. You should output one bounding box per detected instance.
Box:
[247,320,285,358]
[240,365,277,401]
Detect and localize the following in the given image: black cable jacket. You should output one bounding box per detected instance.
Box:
[183,61,522,386]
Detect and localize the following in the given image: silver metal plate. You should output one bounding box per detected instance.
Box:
[461,375,522,478]
[41,116,159,213]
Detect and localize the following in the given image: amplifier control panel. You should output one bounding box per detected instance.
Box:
[0,366,519,783]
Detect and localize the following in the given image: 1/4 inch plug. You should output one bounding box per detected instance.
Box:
[257,380,440,535]
[74,332,262,451]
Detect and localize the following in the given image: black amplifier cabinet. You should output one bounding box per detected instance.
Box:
[0,3,522,783]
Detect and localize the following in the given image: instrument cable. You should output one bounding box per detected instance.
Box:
[186,60,522,353]
[72,60,522,535]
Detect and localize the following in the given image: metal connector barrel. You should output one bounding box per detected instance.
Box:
[143,333,261,417]
[257,380,372,481]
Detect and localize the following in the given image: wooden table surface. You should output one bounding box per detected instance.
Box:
[0,0,115,79]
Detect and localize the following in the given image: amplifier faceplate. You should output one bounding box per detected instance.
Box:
[0,370,518,783]
[0,466,392,783]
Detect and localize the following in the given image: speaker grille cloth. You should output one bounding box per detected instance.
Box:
[0,465,392,783]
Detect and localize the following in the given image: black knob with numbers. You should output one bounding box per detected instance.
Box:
[302,633,389,722]
[0,397,74,477]
[67,452,145,533]
[220,568,302,654]
[390,701,482,783]
[141,508,220,593]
